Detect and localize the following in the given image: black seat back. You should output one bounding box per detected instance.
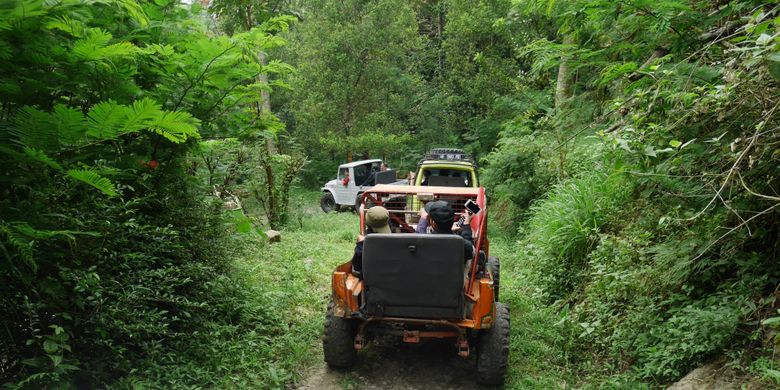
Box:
[428,175,466,187]
[362,234,464,319]
[374,170,397,184]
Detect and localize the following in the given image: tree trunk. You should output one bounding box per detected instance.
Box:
[258,51,272,114]
[555,35,575,110]
[257,51,277,154]
[437,1,444,75]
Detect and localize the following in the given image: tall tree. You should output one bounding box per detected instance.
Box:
[284,0,427,161]
[208,0,294,152]
[439,0,517,156]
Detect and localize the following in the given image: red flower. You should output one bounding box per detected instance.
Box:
[139,159,160,169]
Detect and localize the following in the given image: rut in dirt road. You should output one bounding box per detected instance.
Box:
[297,338,484,390]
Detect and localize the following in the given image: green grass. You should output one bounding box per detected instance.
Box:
[109,189,359,389]
[237,192,358,384]
[489,231,575,389]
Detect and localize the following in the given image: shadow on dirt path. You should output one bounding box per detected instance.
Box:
[296,337,489,390]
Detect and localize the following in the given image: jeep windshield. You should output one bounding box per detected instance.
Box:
[419,167,473,187]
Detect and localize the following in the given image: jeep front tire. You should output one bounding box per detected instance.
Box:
[320,192,337,213]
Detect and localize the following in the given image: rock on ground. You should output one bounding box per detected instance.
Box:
[265,229,281,243]
[667,362,768,390]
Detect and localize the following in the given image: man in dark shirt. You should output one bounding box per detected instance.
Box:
[351,206,391,274]
[416,200,474,261]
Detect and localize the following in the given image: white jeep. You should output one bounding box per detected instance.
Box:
[320,159,407,212]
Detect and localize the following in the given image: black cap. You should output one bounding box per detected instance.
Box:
[424,200,454,226]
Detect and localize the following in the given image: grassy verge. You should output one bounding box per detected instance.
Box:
[110,189,358,389]
[235,190,358,386]
[489,231,574,389]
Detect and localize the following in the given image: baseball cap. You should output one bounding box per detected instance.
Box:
[365,206,391,233]
[424,200,454,226]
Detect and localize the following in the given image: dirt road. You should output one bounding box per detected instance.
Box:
[296,337,483,390]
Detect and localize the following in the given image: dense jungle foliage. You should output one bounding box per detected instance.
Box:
[1,0,779,388]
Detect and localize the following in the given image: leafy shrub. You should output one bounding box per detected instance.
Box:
[521,172,633,300]
[633,294,744,380]
[0,0,297,387]
[481,117,556,217]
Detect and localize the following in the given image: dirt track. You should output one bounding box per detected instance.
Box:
[296,336,486,390]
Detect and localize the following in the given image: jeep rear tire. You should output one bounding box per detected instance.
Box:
[321,192,337,213]
[476,302,510,386]
[323,302,357,368]
[487,256,500,300]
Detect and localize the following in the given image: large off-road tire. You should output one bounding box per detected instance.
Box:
[487,256,500,301]
[320,192,337,213]
[476,302,510,386]
[354,193,364,212]
[323,302,357,369]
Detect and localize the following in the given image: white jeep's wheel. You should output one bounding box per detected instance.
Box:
[320,192,337,213]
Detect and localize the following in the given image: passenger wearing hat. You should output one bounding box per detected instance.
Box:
[415,200,474,261]
[351,206,391,275]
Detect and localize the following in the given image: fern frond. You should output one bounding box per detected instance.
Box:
[13,106,59,150]
[10,221,97,240]
[66,169,118,197]
[1,223,35,271]
[52,104,88,145]
[72,28,111,59]
[87,99,129,139]
[0,0,46,31]
[122,97,160,133]
[72,28,137,62]
[45,15,86,38]
[258,15,297,33]
[113,0,149,26]
[91,0,149,27]
[147,111,201,143]
[1,221,99,272]
[23,147,62,171]
[100,42,137,58]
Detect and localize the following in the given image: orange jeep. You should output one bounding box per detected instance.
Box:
[323,184,509,385]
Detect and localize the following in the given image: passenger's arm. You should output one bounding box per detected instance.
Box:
[459,223,473,244]
[416,208,429,233]
[415,217,428,233]
[351,240,364,273]
[458,212,474,243]
[459,213,474,261]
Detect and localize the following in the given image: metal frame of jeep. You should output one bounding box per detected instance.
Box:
[323,185,510,385]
